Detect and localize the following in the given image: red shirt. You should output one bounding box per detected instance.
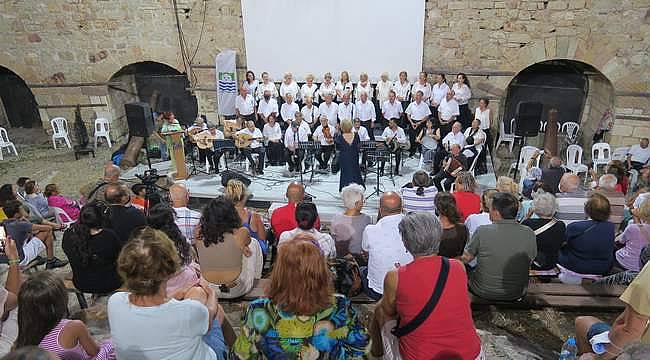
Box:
[270,202,321,239]
[453,191,481,222]
[396,256,481,360]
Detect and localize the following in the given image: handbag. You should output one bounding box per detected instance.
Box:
[329,254,362,297]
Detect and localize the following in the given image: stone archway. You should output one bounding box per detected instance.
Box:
[0,66,41,128]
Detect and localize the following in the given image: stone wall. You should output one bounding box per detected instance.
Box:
[0,0,649,146]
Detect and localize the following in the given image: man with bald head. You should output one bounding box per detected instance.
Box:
[105,183,146,245]
[270,182,320,239]
[361,192,413,300]
[170,183,201,244]
[556,173,590,225]
[79,163,127,203]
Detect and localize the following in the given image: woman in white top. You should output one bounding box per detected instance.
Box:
[376,72,392,110]
[278,202,336,258]
[255,72,278,101]
[335,71,353,103]
[263,114,284,166]
[242,70,258,97]
[474,97,493,152]
[416,118,441,171]
[318,72,336,103]
[299,73,318,106]
[452,73,472,129]
[393,71,411,124]
[279,72,300,104]
[411,71,432,104]
[300,95,320,130]
[431,73,450,122]
[280,93,299,127]
[354,72,373,102]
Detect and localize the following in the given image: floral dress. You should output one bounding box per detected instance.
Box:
[232,295,369,359]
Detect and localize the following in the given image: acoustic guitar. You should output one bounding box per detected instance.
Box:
[186,128,203,143]
[234,133,263,149]
[193,132,218,149]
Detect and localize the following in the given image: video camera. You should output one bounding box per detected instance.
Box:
[135,169,161,187]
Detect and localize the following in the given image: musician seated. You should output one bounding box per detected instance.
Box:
[380,118,408,176]
[353,119,370,141]
[284,114,311,173]
[236,120,265,175]
[442,121,466,149]
[187,116,208,133]
[432,142,468,191]
[462,119,487,172]
[313,116,337,171]
[263,114,284,166]
[192,124,225,173]
[416,119,441,172]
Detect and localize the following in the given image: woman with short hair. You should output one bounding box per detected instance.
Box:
[401,170,437,214]
[299,73,318,105]
[255,72,278,101]
[521,190,566,270]
[435,192,469,259]
[335,70,353,103]
[331,183,371,257]
[23,181,53,218]
[317,72,336,102]
[278,202,336,258]
[354,72,373,102]
[279,72,299,104]
[224,179,267,254]
[232,240,369,358]
[334,119,364,191]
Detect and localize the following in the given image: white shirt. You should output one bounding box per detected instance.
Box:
[464,212,491,238]
[255,81,278,101]
[353,125,370,141]
[317,82,336,102]
[337,102,355,122]
[464,127,486,150]
[628,144,650,164]
[242,80,258,95]
[278,228,336,258]
[313,124,337,146]
[354,82,373,100]
[393,80,411,101]
[438,96,460,123]
[174,207,202,244]
[263,122,282,142]
[186,123,208,133]
[382,100,403,120]
[235,94,255,116]
[318,102,339,128]
[474,107,491,130]
[335,81,353,101]
[257,98,279,119]
[431,82,450,106]
[284,122,311,149]
[236,127,263,149]
[353,100,376,122]
[452,83,471,105]
[301,104,320,125]
[376,80,393,106]
[411,82,432,104]
[300,83,318,102]
[280,102,299,123]
[442,131,465,148]
[280,81,300,101]
[405,100,431,121]
[382,126,407,144]
[362,214,413,294]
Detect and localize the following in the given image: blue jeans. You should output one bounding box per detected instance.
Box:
[203,319,227,359]
[159,141,170,161]
[360,266,383,301]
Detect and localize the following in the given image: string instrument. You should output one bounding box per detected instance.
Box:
[445,156,464,174]
[194,131,218,149]
[223,120,241,138]
[323,126,334,144]
[186,127,203,143]
[234,133,263,148]
[384,131,410,152]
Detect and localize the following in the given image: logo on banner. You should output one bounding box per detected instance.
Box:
[218,72,237,93]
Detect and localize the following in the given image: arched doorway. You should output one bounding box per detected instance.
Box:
[0,66,41,128]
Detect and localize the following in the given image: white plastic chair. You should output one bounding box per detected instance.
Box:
[93,117,112,148]
[0,127,18,160]
[565,144,588,174]
[592,142,611,169]
[495,119,516,153]
[612,147,630,161]
[562,121,580,143]
[541,121,560,133]
[511,146,540,183]
[51,206,75,228]
[50,117,72,149]
[468,148,483,176]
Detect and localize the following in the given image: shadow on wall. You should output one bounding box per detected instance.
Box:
[0,66,42,128]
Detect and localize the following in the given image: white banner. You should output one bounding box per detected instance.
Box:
[216,50,238,116]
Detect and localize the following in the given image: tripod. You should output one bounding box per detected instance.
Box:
[365,150,391,200]
[188,143,209,177]
[296,140,318,200]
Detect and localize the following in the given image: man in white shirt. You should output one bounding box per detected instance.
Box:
[279,93,299,130]
[337,93,355,123]
[405,90,432,157]
[361,192,413,300]
[186,117,208,133]
[284,113,312,173]
[312,116,337,170]
[170,184,202,244]
[442,121,466,150]
[318,94,339,129]
[353,119,370,141]
[300,95,320,129]
[257,90,278,129]
[381,118,408,176]
[255,71,278,101]
[438,90,460,138]
[236,120,265,174]
[354,92,376,140]
[235,86,256,123]
[465,189,498,238]
[382,90,403,127]
[627,137,650,170]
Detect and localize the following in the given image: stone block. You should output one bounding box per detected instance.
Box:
[611,124,633,136]
[440,38,461,48]
[548,1,568,10]
[544,37,556,57]
[632,127,650,138]
[507,33,531,43]
[448,1,469,10]
[570,0,586,9]
[494,1,506,8]
[470,0,493,9]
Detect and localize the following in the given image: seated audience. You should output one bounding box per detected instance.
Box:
[496,176,520,198]
[400,170,437,214]
[0,184,60,229]
[555,173,590,225]
[108,227,227,359]
[196,197,262,299]
[0,237,20,355]
[170,183,201,244]
[521,190,566,271]
[62,201,122,294]
[278,202,335,258]
[129,184,148,212]
[270,182,321,239]
[465,188,498,237]
[528,151,565,194]
[596,247,650,286]
[44,184,80,221]
[452,171,481,221]
[615,198,650,272]
[591,174,626,229]
[15,177,30,199]
[330,184,371,257]
[224,179,267,255]
[627,137,650,170]
[607,160,630,194]
[521,167,542,200]
[361,192,413,300]
[574,262,650,358]
[79,163,125,203]
[517,181,554,221]
[558,193,615,276]
[232,241,369,358]
[23,181,52,218]
[15,272,115,359]
[1,200,67,269]
[462,192,537,301]
[434,192,469,259]
[371,212,482,360]
[432,143,467,191]
[105,184,146,246]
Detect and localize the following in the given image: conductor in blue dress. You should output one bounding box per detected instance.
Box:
[334,119,365,191]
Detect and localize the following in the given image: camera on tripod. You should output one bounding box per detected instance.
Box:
[135,169,161,186]
[134,169,165,210]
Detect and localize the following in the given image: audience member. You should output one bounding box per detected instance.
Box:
[0,184,60,229]
[627,137,650,171]
[607,160,630,194]
[434,192,468,259]
[401,170,437,214]
[496,176,520,198]
[517,181,554,221]
[528,151,565,194]
[44,184,80,221]
[79,164,125,203]
[361,192,413,300]
[15,178,30,199]
[169,183,201,245]
[62,201,122,294]
[105,184,146,246]
[521,167,542,199]
[558,193,615,276]
[521,191,566,271]
[129,184,148,212]
[278,202,336,258]
[592,174,626,229]
[462,192,537,301]
[15,272,115,359]
[452,171,481,221]
[270,182,321,239]
[0,237,20,355]
[224,179,267,255]
[615,198,650,272]
[2,346,60,360]
[232,241,369,358]
[371,213,481,359]
[196,197,262,299]
[22,181,52,218]
[596,247,650,286]
[331,184,371,257]
[465,188,498,237]
[556,173,590,225]
[432,143,467,191]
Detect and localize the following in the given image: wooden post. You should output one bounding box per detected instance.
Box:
[162,131,187,179]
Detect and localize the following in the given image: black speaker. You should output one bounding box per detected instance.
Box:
[220,170,251,188]
[514,101,543,137]
[125,102,155,137]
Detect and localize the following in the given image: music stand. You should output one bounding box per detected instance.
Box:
[214,139,236,171]
[187,143,209,177]
[365,149,391,200]
[298,141,321,183]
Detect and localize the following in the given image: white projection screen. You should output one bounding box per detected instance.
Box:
[240,0,425,83]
